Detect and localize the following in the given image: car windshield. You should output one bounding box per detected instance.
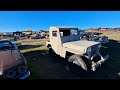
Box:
[0,41,15,50]
[9,38,17,42]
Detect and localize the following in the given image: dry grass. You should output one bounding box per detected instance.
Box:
[18,38,49,79]
[19,39,48,53]
[102,31,120,41]
[18,31,120,79]
[87,30,120,41]
[86,30,120,78]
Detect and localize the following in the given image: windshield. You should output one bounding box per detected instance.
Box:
[9,38,17,42]
[0,41,15,50]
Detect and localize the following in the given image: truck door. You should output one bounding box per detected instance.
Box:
[50,30,58,54]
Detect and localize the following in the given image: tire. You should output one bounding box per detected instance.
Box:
[68,55,91,72]
[3,69,17,79]
[49,48,55,56]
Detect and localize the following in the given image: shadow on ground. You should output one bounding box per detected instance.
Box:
[23,49,90,79]
[22,39,120,79]
[19,45,43,50]
[100,39,120,79]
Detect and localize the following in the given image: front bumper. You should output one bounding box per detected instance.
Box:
[91,55,109,71]
[19,70,30,79]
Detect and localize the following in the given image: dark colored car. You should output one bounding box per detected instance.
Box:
[79,31,109,43]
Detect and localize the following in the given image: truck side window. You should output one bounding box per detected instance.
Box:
[52,31,57,37]
[60,30,70,36]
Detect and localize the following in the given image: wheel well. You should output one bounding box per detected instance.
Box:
[65,51,74,59]
[47,44,51,48]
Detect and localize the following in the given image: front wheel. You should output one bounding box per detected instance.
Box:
[68,55,91,72]
[48,48,55,56]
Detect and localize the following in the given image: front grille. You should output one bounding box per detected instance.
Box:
[86,44,100,61]
[91,44,102,62]
[92,56,101,62]
[91,44,99,55]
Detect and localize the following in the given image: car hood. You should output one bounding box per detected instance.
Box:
[12,41,21,44]
[63,40,100,52]
[0,49,23,75]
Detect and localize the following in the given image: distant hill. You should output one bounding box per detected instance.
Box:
[86,28,120,32]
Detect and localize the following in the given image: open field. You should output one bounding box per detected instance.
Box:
[18,31,120,79]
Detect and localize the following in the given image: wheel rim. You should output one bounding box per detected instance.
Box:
[5,70,17,79]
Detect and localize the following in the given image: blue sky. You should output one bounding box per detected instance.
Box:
[0,11,120,32]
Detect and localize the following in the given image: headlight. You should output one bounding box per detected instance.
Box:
[86,47,91,53]
[18,66,27,74]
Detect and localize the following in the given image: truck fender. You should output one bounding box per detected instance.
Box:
[46,41,51,48]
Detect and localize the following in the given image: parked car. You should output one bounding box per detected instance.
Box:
[30,34,40,39]
[79,31,90,40]
[26,35,31,38]
[39,35,45,39]
[0,40,30,79]
[87,32,103,36]
[89,34,109,43]
[99,36,109,43]
[79,32,109,43]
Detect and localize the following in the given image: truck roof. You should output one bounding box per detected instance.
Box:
[50,26,78,29]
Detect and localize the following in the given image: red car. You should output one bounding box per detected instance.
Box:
[0,40,30,79]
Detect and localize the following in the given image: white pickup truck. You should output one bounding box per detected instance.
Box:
[46,26,109,71]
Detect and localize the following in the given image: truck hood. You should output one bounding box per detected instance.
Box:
[0,50,23,75]
[63,40,100,52]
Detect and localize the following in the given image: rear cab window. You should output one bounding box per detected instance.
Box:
[60,30,70,36]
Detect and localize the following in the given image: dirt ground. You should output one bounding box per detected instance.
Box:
[18,32,120,79]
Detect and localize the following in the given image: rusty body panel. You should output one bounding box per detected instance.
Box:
[0,50,24,75]
[0,40,29,79]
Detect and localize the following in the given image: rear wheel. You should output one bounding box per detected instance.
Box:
[68,55,91,73]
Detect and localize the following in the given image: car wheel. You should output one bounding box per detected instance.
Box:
[68,55,91,72]
[3,70,17,79]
